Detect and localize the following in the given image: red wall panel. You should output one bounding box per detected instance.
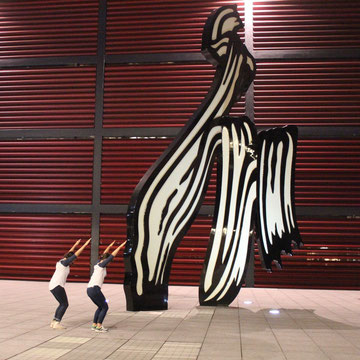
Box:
[296,139,360,207]
[99,214,212,285]
[106,0,244,54]
[100,214,360,289]
[0,67,96,129]
[103,63,245,128]
[255,217,360,289]
[0,139,94,204]
[0,213,92,281]
[101,137,217,206]
[254,60,360,127]
[253,0,360,50]
[0,0,99,58]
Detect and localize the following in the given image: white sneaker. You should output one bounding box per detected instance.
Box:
[52,321,66,330]
[50,320,56,328]
[95,326,108,333]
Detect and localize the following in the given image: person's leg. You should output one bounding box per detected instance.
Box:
[87,287,107,330]
[50,286,69,329]
[94,288,108,326]
[87,286,108,331]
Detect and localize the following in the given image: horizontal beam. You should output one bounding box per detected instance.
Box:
[0,48,359,70]
[0,204,358,218]
[0,127,358,140]
[0,56,97,68]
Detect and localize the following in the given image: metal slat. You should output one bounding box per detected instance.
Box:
[99,214,212,285]
[255,217,360,289]
[0,67,96,129]
[254,60,360,127]
[0,139,94,204]
[0,0,99,58]
[103,64,245,128]
[253,0,360,50]
[295,139,360,207]
[106,0,245,54]
[101,138,218,206]
[0,213,91,281]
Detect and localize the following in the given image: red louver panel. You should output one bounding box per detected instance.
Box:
[99,215,127,283]
[103,64,245,128]
[172,216,212,285]
[254,60,360,127]
[0,139,94,204]
[253,0,360,50]
[255,217,360,289]
[0,0,99,58]
[296,139,360,207]
[101,138,217,205]
[100,214,212,285]
[0,67,96,129]
[106,0,244,54]
[100,215,360,289]
[0,214,92,281]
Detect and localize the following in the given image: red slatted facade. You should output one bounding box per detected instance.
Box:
[0,67,96,129]
[253,0,360,50]
[255,217,360,289]
[103,64,245,128]
[295,139,360,207]
[0,214,91,281]
[0,139,94,204]
[0,0,99,58]
[101,138,217,205]
[0,0,358,290]
[100,214,213,285]
[254,60,360,127]
[106,1,244,54]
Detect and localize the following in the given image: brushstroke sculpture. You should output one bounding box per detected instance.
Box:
[123,5,302,311]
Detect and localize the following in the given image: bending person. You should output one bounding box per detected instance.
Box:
[49,238,91,329]
[87,241,126,333]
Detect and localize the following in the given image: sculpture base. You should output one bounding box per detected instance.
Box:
[124,283,169,311]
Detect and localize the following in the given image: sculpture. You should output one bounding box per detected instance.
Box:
[123,5,302,311]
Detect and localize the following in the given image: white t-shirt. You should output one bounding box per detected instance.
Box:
[49,261,70,290]
[49,254,76,291]
[87,255,113,288]
[87,264,107,288]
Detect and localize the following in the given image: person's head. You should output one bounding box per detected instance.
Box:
[100,252,111,261]
[64,251,75,259]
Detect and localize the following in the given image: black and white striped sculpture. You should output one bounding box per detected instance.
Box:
[256,126,303,271]
[123,5,302,311]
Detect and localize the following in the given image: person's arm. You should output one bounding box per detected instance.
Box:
[74,238,91,257]
[98,241,127,268]
[68,239,81,253]
[61,254,77,267]
[103,240,115,255]
[111,241,127,258]
[60,238,91,267]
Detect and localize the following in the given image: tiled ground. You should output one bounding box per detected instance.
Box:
[0,280,359,360]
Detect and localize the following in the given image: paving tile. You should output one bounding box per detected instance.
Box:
[1,281,359,360]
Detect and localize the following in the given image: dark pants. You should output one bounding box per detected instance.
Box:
[50,285,69,321]
[87,286,108,324]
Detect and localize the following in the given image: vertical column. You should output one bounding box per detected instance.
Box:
[244,0,255,287]
[91,0,107,271]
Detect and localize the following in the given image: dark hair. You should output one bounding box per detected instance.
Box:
[100,252,111,261]
[64,251,75,259]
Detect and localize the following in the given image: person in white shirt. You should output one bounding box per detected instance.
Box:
[87,241,126,333]
[49,238,91,329]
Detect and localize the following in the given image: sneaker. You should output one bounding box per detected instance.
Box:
[52,321,66,330]
[95,326,108,333]
[91,325,97,331]
[50,320,56,328]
